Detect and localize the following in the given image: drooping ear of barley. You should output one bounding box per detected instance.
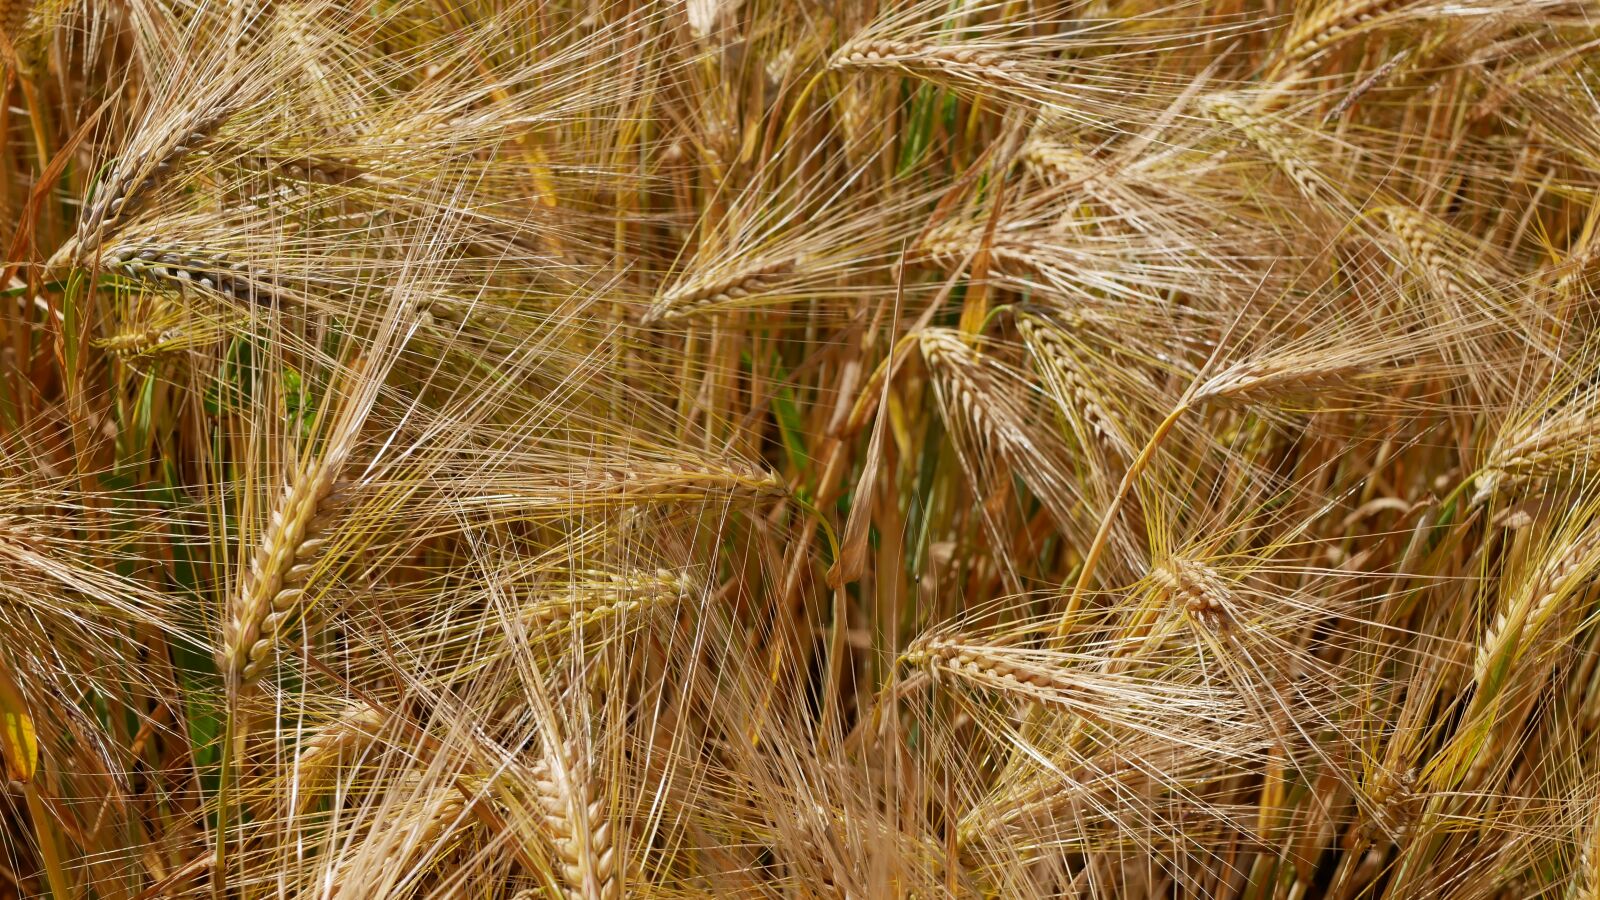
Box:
[1150,555,1236,632]
[1573,798,1600,899]
[917,330,1032,459]
[1020,136,1103,189]
[215,199,470,692]
[1193,355,1369,410]
[1016,311,1137,463]
[1324,49,1412,122]
[1473,402,1600,505]
[1377,205,1484,304]
[643,257,796,323]
[1200,94,1341,207]
[0,0,33,55]
[311,781,471,898]
[101,243,282,306]
[95,293,217,359]
[902,630,1242,734]
[522,569,691,637]
[1276,0,1418,71]
[916,328,1110,568]
[916,212,1240,317]
[55,101,241,270]
[286,702,384,810]
[96,323,177,357]
[904,614,1269,871]
[918,222,1049,284]
[829,39,1023,89]
[1357,766,1422,844]
[0,0,54,74]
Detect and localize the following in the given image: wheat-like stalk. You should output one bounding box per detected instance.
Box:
[1016,311,1135,461]
[829,39,1023,87]
[1150,556,1235,632]
[1193,357,1368,409]
[1378,205,1477,302]
[523,570,690,635]
[1278,0,1419,69]
[100,243,282,305]
[644,257,796,323]
[1474,528,1600,691]
[1201,95,1337,205]
[312,783,470,898]
[57,106,237,269]
[218,458,343,688]
[530,735,626,900]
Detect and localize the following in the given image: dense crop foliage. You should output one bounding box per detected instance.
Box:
[1,1,1599,897]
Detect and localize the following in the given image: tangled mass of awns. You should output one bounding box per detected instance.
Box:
[0,0,1598,897]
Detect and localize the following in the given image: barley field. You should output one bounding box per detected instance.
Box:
[0,1,1597,897]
